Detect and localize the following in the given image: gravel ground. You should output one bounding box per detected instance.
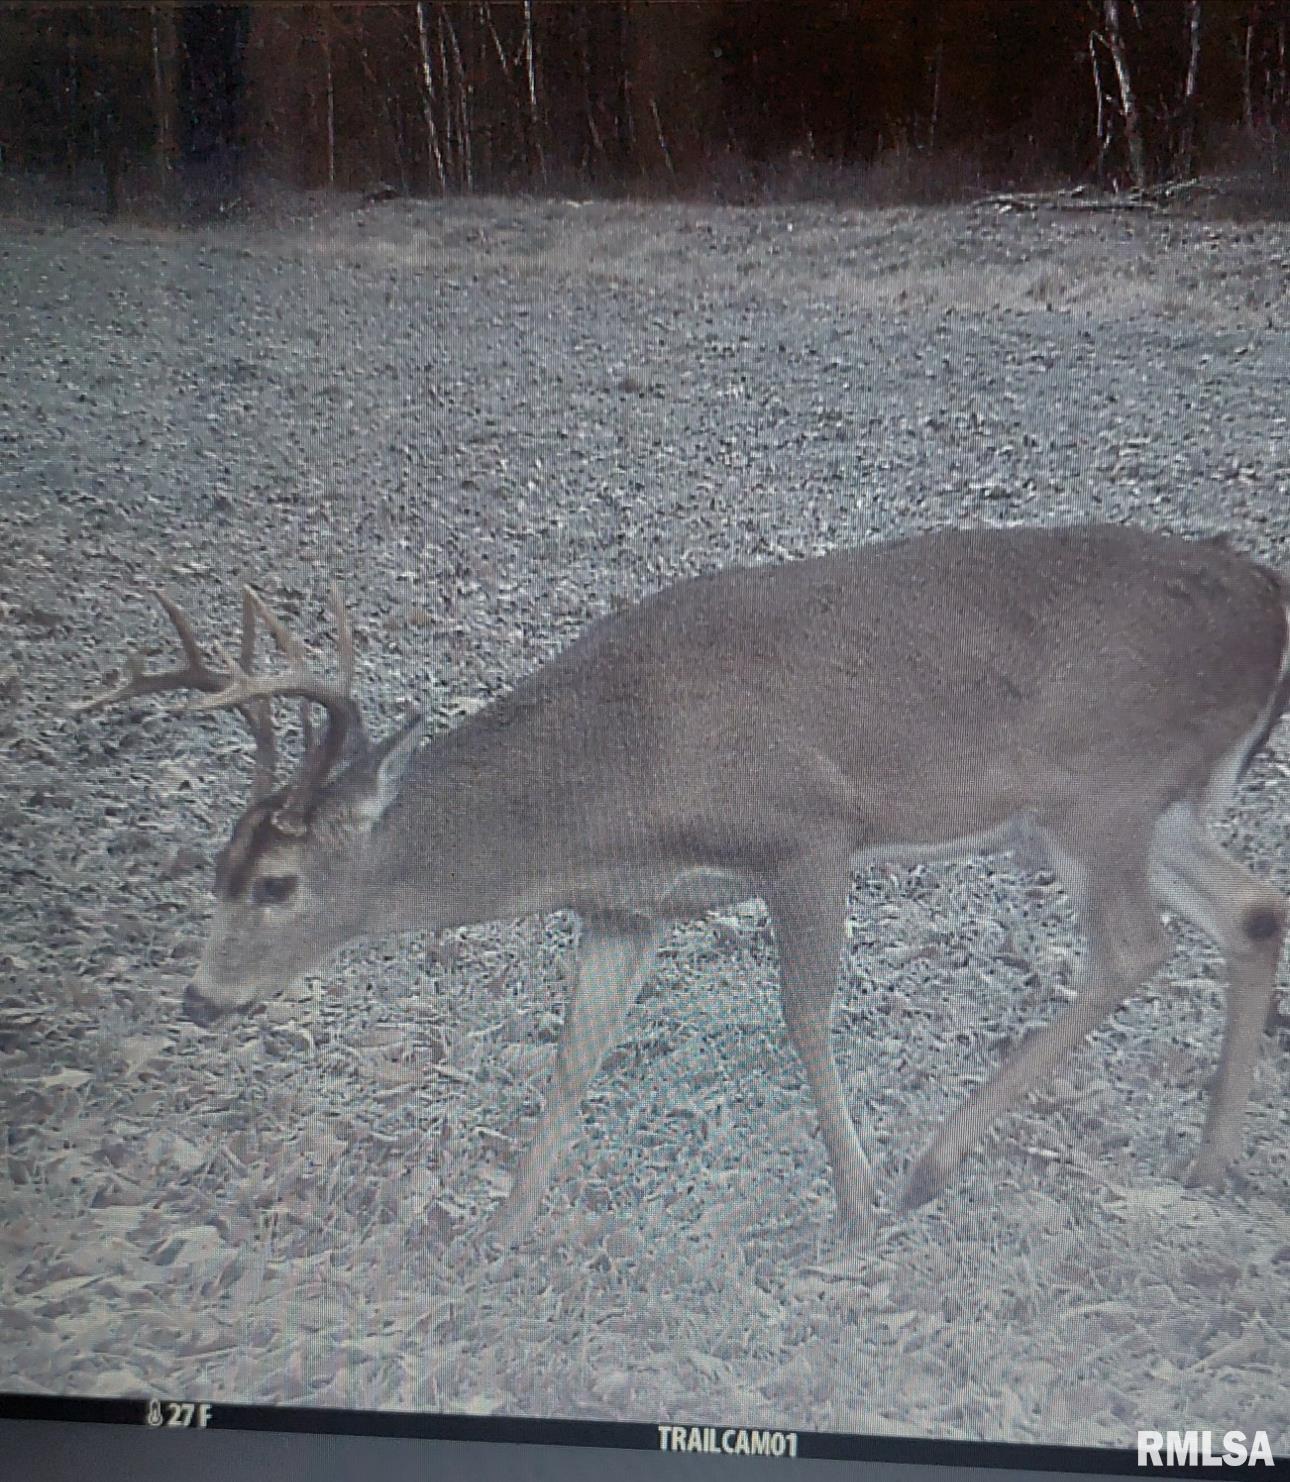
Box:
[2,187,1289,1446]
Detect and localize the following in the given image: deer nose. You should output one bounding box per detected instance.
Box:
[184,982,232,1027]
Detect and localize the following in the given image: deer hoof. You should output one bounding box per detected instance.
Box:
[899,1153,953,1212]
[831,1204,877,1246]
[1182,1152,1231,1191]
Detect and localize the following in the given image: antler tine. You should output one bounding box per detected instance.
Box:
[238,585,316,758]
[74,585,361,816]
[72,589,282,798]
[190,588,364,813]
[291,585,360,808]
[243,586,307,665]
[70,588,229,714]
[238,587,256,674]
[328,582,355,693]
[186,657,357,723]
[155,590,208,671]
[238,588,278,801]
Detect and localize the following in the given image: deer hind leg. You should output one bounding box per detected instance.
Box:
[486,913,662,1245]
[1149,803,1285,1190]
[900,817,1170,1212]
[766,852,876,1236]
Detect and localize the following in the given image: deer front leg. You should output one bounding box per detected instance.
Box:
[486,913,662,1246]
[767,851,876,1238]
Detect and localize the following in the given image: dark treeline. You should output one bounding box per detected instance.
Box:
[2,2,1288,208]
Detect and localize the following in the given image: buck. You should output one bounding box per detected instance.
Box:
[75,524,1289,1242]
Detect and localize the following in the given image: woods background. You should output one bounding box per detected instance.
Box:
[1,2,1288,210]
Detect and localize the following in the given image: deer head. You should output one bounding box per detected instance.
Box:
[73,587,423,1023]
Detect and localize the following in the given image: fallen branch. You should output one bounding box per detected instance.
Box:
[974,179,1215,214]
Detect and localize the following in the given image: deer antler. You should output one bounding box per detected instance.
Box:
[193,585,363,819]
[72,588,279,799]
[73,586,363,813]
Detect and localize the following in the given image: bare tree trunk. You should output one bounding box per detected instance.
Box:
[1244,14,1256,138]
[576,5,605,173]
[928,39,944,154]
[1103,0,1147,187]
[415,1,446,192]
[354,8,403,194]
[150,5,178,201]
[617,2,637,173]
[1280,19,1288,123]
[89,8,122,215]
[442,7,472,192]
[1177,0,1202,176]
[1088,31,1110,183]
[650,98,675,177]
[521,0,544,180]
[480,0,511,79]
[65,28,79,176]
[435,6,457,186]
[1279,19,1289,127]
[320,11,335,187]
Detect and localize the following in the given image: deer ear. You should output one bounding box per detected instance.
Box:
[363,713,425,822]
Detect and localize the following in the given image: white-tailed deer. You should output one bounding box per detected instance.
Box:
[75,525,1289,1242]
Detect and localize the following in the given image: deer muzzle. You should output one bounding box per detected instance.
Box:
[183,981,239,1026]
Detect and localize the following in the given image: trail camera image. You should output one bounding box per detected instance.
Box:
[1,0,1288,1464]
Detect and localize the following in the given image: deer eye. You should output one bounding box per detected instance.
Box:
[252,875,298,906]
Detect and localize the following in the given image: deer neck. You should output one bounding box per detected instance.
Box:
[364,734,584,935]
